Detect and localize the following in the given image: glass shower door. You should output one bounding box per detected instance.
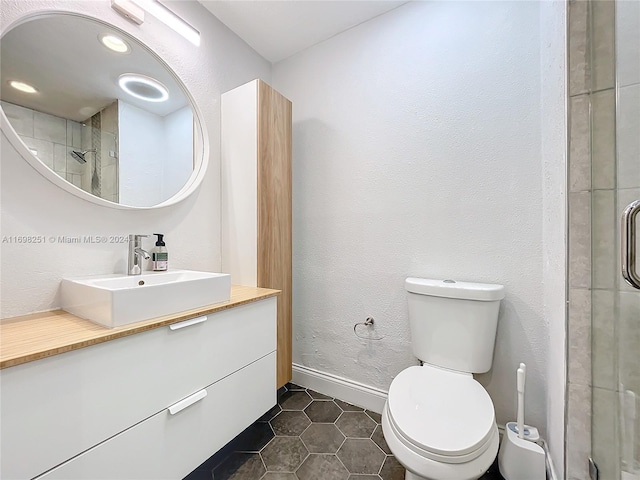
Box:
[615,0,640,469]
[591,1,640,479]
[615,1,640,478]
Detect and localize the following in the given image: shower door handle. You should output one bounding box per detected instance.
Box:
[622,200,640,290]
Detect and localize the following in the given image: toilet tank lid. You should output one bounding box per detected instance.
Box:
[405,278,505,301]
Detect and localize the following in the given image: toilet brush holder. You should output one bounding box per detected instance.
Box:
[498,422,546,480]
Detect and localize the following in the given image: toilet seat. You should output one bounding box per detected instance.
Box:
[387,365,496,463]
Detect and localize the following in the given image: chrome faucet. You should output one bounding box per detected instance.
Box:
[128,234,150,275]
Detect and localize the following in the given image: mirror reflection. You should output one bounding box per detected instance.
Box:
[1,14,200,207]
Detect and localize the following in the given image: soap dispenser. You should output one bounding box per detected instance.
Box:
[152,233,168,271]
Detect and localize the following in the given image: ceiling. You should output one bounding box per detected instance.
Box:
[198,1,408,63]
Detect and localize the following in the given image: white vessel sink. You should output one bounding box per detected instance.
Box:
[61,270,231,328]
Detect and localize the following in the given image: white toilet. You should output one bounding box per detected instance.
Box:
[382,277,505,480]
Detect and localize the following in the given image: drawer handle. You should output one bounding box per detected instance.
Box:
[169,315,207,330]
[168,389,207,415]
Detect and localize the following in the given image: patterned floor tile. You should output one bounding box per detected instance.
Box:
[304,400,342,423]
[185,385,509,480]
[337,438,385,475]
[301,423,345,453]
[364,410,382,424]
[336,411,376,438]
[261,436,309,472]
[307,389,334,400]
[371,425,391,454]
[279,390,313,411]
[212,452,265,480]
[260,473,297,480]
[286,383,306,391]
[296,454,349,480]
[271,410,311,436]
[379,456,404,480]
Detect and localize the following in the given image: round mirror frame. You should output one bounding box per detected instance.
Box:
[0,10,209,210]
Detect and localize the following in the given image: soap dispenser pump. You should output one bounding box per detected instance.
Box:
[152,233,168,271]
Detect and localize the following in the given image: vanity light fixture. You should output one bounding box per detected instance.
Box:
[9,80,38,94]
[99,34,131,54]
[118,74,169,102]
[111,0,145,25]
[132,0,201,46]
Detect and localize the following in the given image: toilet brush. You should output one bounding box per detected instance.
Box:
[498,362,546,480]
[517,363,526,439]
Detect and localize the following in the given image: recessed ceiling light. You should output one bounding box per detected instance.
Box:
[99,34,131,54]
[9,80,38,94]
[118,74,169,102]
[29,149,38,156]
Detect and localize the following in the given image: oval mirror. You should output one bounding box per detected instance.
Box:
[0,13,207,209]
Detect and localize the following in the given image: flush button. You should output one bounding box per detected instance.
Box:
[443,279,456,283]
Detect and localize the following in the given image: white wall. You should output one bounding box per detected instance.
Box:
[0,0,271,317]
[273,0,555,440]
[118,101,165,207]
[118,102,194,207]
[164,105,194,200]
[540,1,567,477]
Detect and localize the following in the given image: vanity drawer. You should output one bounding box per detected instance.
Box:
[36,352,276,480]
[1,298,276,480]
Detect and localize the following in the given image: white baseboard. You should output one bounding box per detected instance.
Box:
[291,363,388,413]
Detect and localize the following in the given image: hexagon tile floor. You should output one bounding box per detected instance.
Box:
[184,383,505,480]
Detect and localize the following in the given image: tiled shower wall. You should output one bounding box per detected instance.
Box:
[567,1,640,479]
[1,101,85,188]
[1,100,119,203]
[82,101,119,202]
[99,101,119,203]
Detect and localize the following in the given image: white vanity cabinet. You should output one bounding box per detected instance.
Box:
[0,297,277,480]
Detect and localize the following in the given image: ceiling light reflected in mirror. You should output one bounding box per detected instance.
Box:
[118,74,169,102]
[99,34,131,53]
[9,80,38,94]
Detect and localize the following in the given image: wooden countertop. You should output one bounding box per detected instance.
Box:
[0,285,280,370]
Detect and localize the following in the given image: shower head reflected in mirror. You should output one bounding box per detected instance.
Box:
[69,149,96,164]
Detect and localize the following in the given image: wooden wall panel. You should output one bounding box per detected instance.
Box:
[256,80,292,388]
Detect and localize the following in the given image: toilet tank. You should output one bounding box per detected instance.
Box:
[405,278,504,374]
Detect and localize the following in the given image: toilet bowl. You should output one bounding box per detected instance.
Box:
[382,365,499,480]
[383,278,504,480]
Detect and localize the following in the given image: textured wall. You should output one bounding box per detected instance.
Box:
[0,0,271,317]
[273,0,551,436]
